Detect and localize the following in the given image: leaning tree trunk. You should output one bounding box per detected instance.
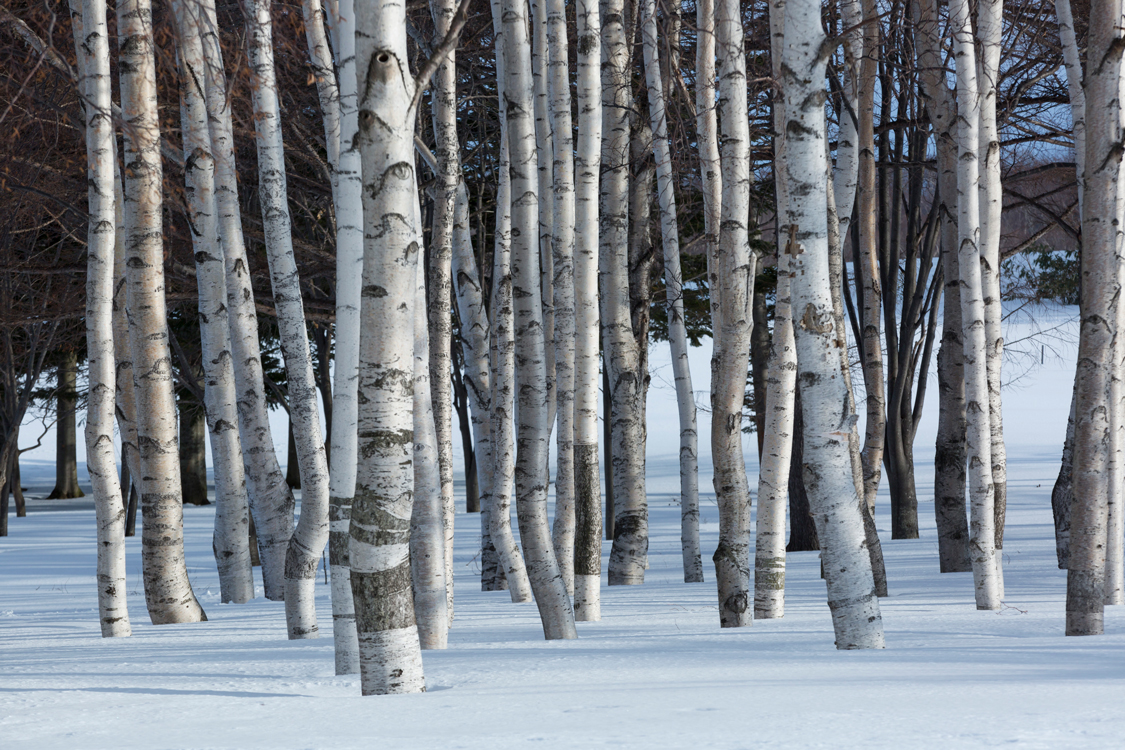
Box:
[49,352,83,499]
[780,0,884,649]
[498,0,578,640]
[75,0,131,637]
[117,0,206,625]
[914,0,971,574]
[1065,0,1123,636]
[711,0,755,628]
[641,0,702,585]
[546,0,578,596]
[173,0,254,603]
[572,0,604,622]
[951,0,1001,611]
[351,0,426,693]
[243,0,331,638]
[200,0,293,602]
[601,0,648,586]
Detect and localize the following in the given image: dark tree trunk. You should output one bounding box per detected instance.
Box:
[12,449,25,517]
[603,354,614,541]
[786,386,819,552]
[286,418,301,490]
[0,440,12,536]
[48,353,84,500]
[751,283,770,458]
[179,406,210,505]
[313,323,333,462]
[249,510,262,567]
[120,458,138,537]
[451,351,479,512]
[1052,386,1077,569]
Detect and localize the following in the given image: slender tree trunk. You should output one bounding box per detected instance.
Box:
[711,0,755,628]
[49,352,83,499]
[951,0,1001,610]
[497,0,578,640]
[780,0,884,648]
[1066,0,1123,636]
[573,0,604,621]
[118,0,206,625]
[601,0,648,586]
[76,0,131,636]
[531,0,556,439]
[172,0,254,602]
[785,384,819,552]
[243,0,331,638]
[178,405,209,506]
[200,0,293,602]
[696,0,721,337]
[640,0,701,585]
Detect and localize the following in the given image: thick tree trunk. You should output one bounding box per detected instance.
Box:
[172,0,254,602]
[498,0,578,640]
[49,352,83,499]
[200,0,293,602]
[75,0,131,636]
[351,0,427,692]
[641,0,701,585]
[573,0,604,621]
[951,0,1001,610]
[711,0,755,628]
[178,406,209,506]
[600,0,648,586]
[243,0,331,638]
[780,0,884,649]
[118,0,206,625]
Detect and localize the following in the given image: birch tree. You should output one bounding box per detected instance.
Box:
[173,0,254,604]
[711,0,755,627]
[697,0,721,335]
[601,0,648,586]
[573,0,604,621]
[199,0,294,602]
[76,0,131,637]
[243,0,331,637]
[497,0,578,639]
[639,0,701,584]
[780,0,884,648]
[951,0,1001,610]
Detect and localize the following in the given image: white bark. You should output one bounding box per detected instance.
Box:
[75,0,131,637]
[696,0,722,338]
[173,0,254,605]
[117,0,206,625]
[199,0,293,602]
[488,2,534,604]
[573,0,604,622]
[412,245,450,650]
[1055,0,1086,219]
[243,0,331,638]
[351,0,426,692]
[640,0,701,584]
[323,0,363,674]
[532,0,556,436]
[428,0,459,625]
[601,0,648,586]
[833,0,862,238]
[498,0,578,640]
[711,0,755,628]
[780,0,884,648]
[950,0,1001,610]
[546,0,577,596]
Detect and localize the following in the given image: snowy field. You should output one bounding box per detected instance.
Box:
[6,307,1125,748]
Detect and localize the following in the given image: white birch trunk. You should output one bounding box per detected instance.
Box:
[75,0,131,637]
[640,0,701,584]
[489,2,534,604]
[546,0,578,596]
[199,0,294,602]
[532,0,556,436]
[323,0,363,674]
[951,0,1001,610]
[428,0,459,625]
[781,0,884,648]
[696,0,722,338]
[977,0,1007,567]
[601,0,648,586]
[117,0,206,625]
[351,0,426,691]
[498,0,578,640]
[834,0,862,239]
[173,0,254,605]
[412,244,450,650]
[573,0,604,621]
[243,0,331,637]
[711,0,755,627]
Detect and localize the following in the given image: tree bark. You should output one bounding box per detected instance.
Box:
[178,405,209,506]
[49,352,84,499]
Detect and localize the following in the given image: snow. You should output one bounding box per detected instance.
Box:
[6,306,1125,748]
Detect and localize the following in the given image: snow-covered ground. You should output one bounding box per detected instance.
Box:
[6,305,1125,748]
